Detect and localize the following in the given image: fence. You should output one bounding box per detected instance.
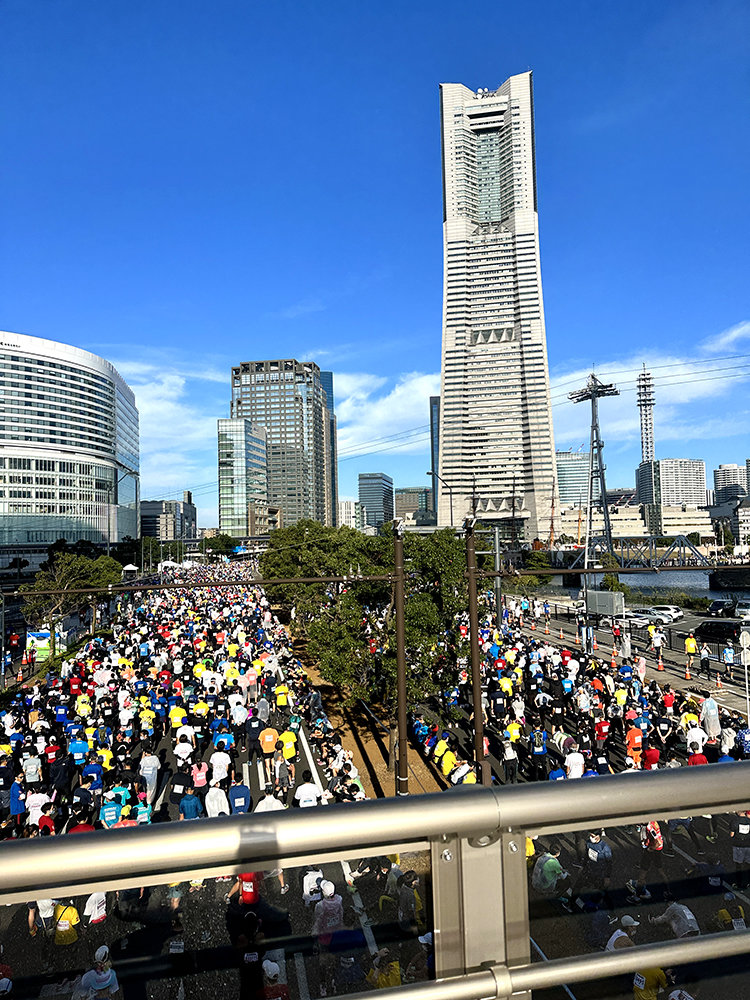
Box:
[2,765,750,998]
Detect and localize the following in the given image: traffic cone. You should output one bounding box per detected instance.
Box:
[21,651,27,666]
[544,623,550,635]
[716,675,723,689]
[611,648,617,668]
[657,654,664,672]
[685,663,692,681]
[530,621,536,631]
[559,628,564,640]
[575,632,580,645]
[592,635,598,651]
[16,665,23,683]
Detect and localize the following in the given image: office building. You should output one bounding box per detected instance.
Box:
[556,451,600,507]
[0,330,139,548]
[230,359,333,526]
[141,491,197,542]
[395,487,433,518]
[714,463,748,506]
[437,72,557,538]
[429,395,440,513]
[636,459,707,507]
[337,499,368,531]
[358,473,394,528]
[217,419,268,538]
[320,370,339,527]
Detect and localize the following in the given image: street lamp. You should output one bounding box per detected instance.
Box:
[106,471,132,558]
[426,471,454,528]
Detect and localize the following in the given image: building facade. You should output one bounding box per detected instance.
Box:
[230,359,333,526]
[320,371,339,527]
[337,499,368,531]
[140,491,197,542]
[437,72,557,538]
[395,486,433,517]
[636,459,707,507]
[358,473,394,528]
[0,330,139,547]
[429,395,440,513]
[217,419,268,538]
[556,450,600,507]
[713,464,747,506]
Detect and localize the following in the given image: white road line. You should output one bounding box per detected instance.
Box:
[294,950,312,1000]
[530,937,578,1000]
[242,760,250,787]
[256,759,266,788]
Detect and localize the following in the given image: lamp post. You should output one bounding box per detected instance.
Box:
[106,471,132,558]
[426,471,454,528]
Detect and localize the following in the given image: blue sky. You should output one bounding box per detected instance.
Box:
[2,0,748,524]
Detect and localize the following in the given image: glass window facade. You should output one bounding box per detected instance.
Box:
[217,419,268,538]
[0,331,140,545]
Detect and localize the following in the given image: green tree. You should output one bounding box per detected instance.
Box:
[203,533,237,559]
[21,554,122,657]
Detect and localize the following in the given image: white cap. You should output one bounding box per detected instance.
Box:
[621,915,640,927]
[320,879,335,898]
[0,979,12,994]
[418,932,433,946]
[262,959,280,980]
[94,945,110,963]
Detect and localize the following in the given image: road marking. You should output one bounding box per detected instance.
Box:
[530,937,578,1000]
[294,950,311,1000]
[242,760,250,788]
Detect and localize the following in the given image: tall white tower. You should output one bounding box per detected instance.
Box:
[437,72,557,539]
[636,365,655,463]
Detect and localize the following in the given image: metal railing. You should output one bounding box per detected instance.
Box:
[3,763,750,998]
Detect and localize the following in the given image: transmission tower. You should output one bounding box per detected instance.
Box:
[636,364,655,463]
[568,373,620,565]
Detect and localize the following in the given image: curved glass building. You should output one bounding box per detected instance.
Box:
[0,331,140,546]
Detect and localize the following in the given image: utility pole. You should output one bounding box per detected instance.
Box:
[493,525,502,626]
[464,518,490,786]
[393,521,409,796]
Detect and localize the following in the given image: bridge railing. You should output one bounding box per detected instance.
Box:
[3,764,750,998]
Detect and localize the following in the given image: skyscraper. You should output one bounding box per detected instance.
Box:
[358,473,394,528]
[556,451,600,507]
[217,419,267,538]
[230,359,333,526]
[713,464,748,506]
[320,370,339,526]
[429,395,440,513]
[437,72,557,539]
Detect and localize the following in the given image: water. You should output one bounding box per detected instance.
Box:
[553,570,750,600]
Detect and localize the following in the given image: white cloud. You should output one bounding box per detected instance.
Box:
[336,371,439,458]
[699,319,750,354]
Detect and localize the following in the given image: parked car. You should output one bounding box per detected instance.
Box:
[623,610,651,628]
[651,605,684,622]
[693,620,744,644]
[707,599,736,617]
[735,600,750,620]
[630,606,672,626]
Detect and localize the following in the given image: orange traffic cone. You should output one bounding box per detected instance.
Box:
[544,622,550,635]
[657,654,664,672]
[685,663,692,681]
[575,632,580,645]
[16,665,23,683]
[530,621,536,631]
[559,628,564,640]
[716,675,723,689]
[21,651,28,666]
[611,648,617,668]
[592,635,598,651]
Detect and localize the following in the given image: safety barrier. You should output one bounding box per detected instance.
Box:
[2,763,750,998]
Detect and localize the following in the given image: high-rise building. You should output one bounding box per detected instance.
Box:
[141,491,197,541]
[358,473,394,528]
[437,72,557,538]
[556,451,600,507]
[429,395,440,513]
[217,419,268,538]
[713,464,747,506]
[337,499,367,531]
[636,459,707,507]
[230,359,333,526]
[320,370,339,526]
[395,486,433,517]
[0,330,139,547]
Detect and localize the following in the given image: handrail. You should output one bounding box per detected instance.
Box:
[1,763,749,897]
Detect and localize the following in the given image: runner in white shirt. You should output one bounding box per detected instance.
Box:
[254,786,286,813]
[293,770,323,808]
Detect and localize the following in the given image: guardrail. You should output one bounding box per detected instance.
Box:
[3,764,750,998]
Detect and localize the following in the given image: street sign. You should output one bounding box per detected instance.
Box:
[741,629,750,650]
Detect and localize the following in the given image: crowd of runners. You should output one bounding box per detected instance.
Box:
[409,593,750,1000]
[0,563,431,999]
